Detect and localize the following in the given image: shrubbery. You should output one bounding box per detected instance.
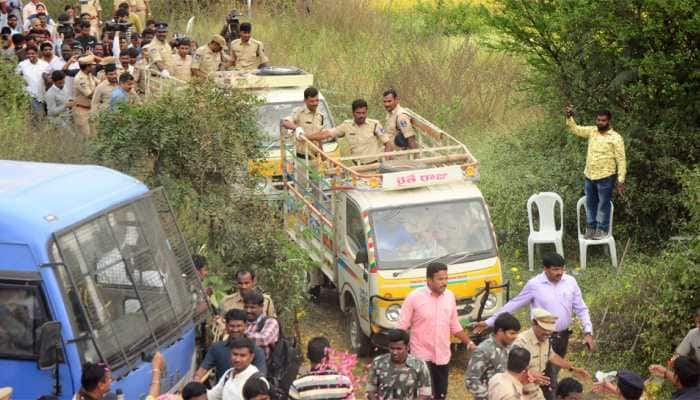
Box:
[92,82,311,324]
[485,0,700,244]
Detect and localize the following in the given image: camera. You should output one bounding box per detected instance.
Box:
[226,10,241,24]
[221,10,241,43]
[105,21,132,32]
[57,24,74,36]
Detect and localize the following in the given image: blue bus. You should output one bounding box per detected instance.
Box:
[0,161,208,400]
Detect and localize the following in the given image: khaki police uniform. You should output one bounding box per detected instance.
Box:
[230,38,269,71]
[147,37,173,71]
[73,68,99,136]
[488,372,525,400]
[79,0,102,37]
[172,54,193,82]
[220,291,276,317]
[285,105,326,157]
[192,45,226,76]
[385,104,416,149]
[91,80,117,113]
[329,118,389,163]
[514,309,559,400]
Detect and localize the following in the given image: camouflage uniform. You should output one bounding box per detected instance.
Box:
[367,353,432,400]
[465,337,510,400]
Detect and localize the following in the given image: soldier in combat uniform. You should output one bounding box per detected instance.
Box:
[367,329,432,400]
[465,313,522,400]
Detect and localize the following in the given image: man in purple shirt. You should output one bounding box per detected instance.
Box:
[474,252,595,400]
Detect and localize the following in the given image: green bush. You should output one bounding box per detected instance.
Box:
[568,240,700,379]
[92,82,310,325]
[485,0,700,245]
[412,0,488,36]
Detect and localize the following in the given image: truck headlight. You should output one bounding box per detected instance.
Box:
[484,294,497,310]
[254,178,268,192]
[386,304,401,322]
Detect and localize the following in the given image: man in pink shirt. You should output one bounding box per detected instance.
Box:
[399,262,477,399]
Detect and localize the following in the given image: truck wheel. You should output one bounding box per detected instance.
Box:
[347,306,372,356]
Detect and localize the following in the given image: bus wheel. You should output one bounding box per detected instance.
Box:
[347,306,371,356]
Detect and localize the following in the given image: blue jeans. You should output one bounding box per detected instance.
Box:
[30,99,46,117]
[584,175,615,231]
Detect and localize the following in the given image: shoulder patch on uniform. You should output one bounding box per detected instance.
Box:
[399,119,409,128]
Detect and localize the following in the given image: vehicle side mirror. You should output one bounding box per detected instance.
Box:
[37,321,62,370]
[354,249,368,265]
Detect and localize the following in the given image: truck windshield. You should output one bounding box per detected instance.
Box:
[371,199,496,269]
[51,189,206,371]
[256,101,332,147]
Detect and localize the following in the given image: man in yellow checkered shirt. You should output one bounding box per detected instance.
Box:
[565,106,626,240]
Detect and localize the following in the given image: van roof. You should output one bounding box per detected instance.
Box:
[350,181,484,211]
[0,161,147,260]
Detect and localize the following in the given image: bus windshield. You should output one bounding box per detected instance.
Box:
[371,199,496,270]
[255,100,333,147]
[51,189,206,371]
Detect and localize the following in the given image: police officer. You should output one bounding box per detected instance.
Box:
[172,37,193,82]
[73,54,99,136]
[283,86,326,159]
[230,22,268,71]
[466,313,522,400]
[145,22,173,77]
[91,63,119,112]
[192,34,229,78]
[303,98,391,165]
[513,309,590,400]
[79,0,102,37]
[383,88,418,150]
[282,86,326,299]
[487,347,532,400]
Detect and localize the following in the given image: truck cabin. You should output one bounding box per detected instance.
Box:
[0,161,206,400]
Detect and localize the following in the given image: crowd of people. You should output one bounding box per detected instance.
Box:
[1,0,269,136]
[1,253,695,400]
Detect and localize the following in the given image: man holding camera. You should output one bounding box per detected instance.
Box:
[565,105,626,240]
[106,8,134,42]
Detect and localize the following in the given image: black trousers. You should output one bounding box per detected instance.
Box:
[426,362,449,399]
[542,330,571,400]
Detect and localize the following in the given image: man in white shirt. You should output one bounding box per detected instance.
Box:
[15,43,50,116]
[45,70,73,130]
[208,337,267,400]
[22,0,40,21]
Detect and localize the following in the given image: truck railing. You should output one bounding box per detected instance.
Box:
[280,107,480,193]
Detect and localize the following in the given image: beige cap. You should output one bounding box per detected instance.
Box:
[211,34,226,48]
[532,308,558,331]
[99,56,117,65]
[78,54,96,64]
[0,387,12,400]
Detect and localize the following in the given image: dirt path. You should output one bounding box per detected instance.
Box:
[297,288,474,400]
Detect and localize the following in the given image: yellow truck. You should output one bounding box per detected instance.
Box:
[143,66,339,199]
[281,109,508,354]
[211,67,340,198]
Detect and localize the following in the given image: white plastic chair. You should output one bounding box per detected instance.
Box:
[576,196,618,269]
[527,192,564,271]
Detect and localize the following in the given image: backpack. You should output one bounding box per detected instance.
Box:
[255,317,301,400]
